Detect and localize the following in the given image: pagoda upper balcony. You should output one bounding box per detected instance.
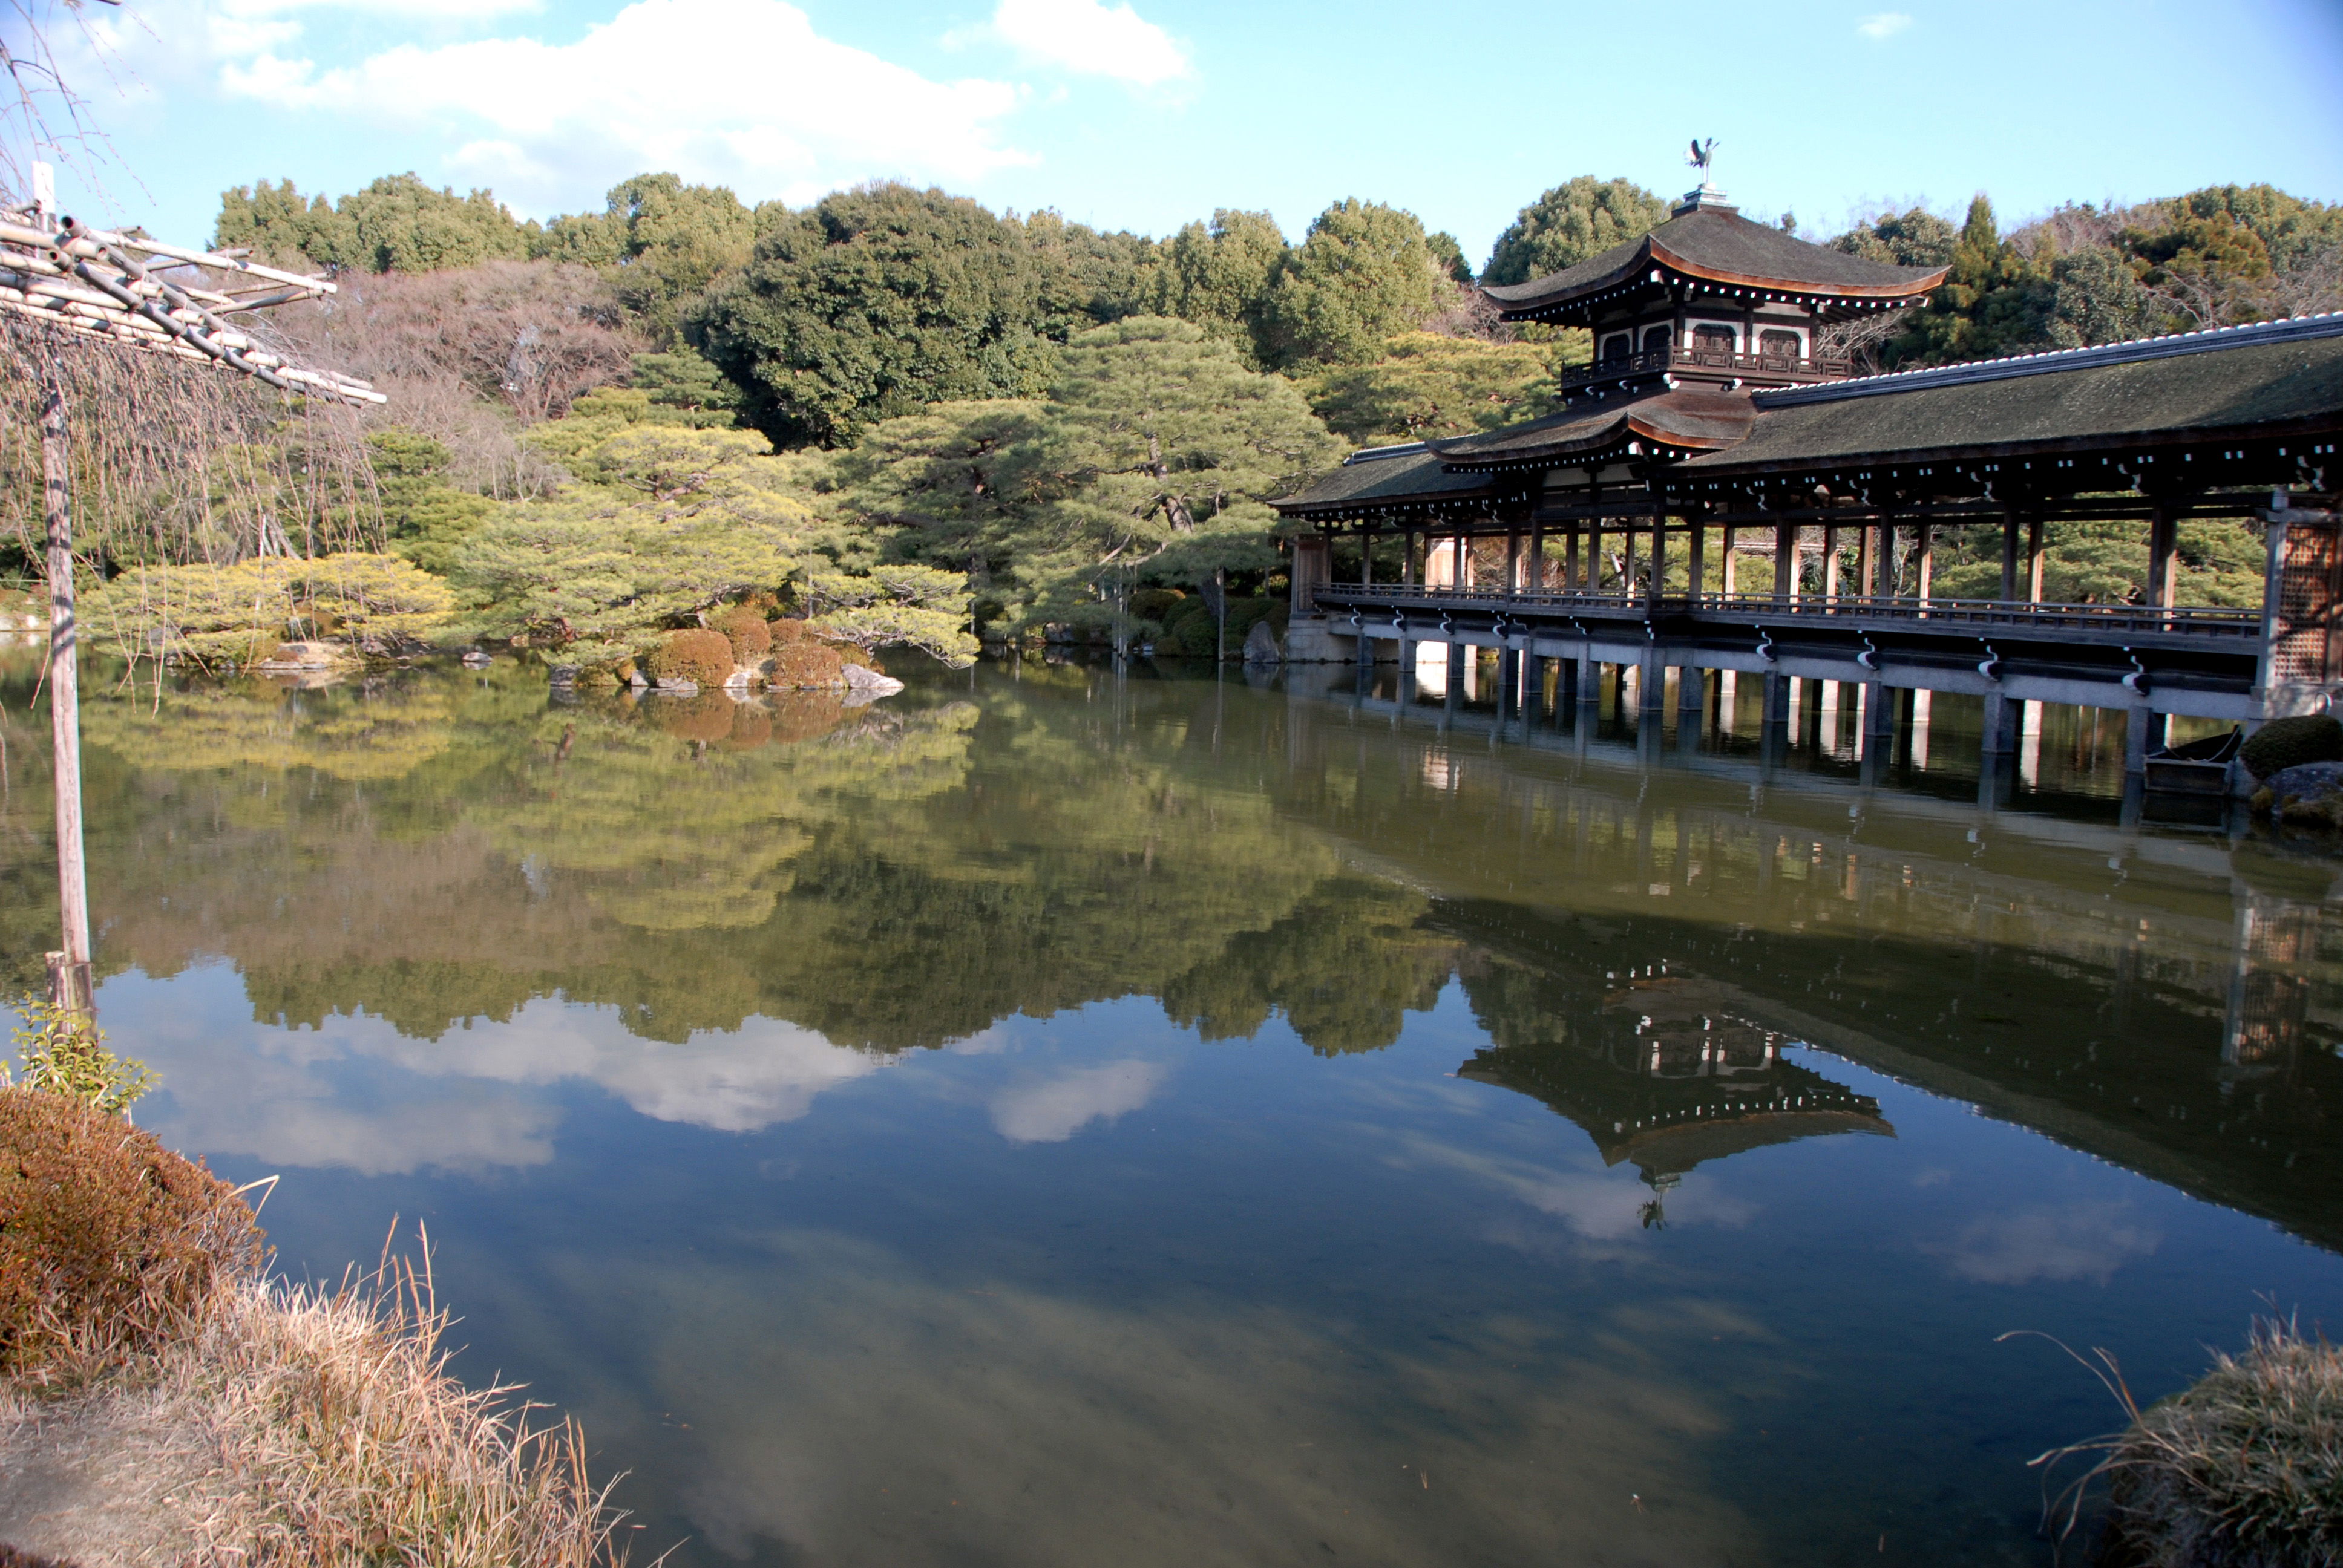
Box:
[1558,342,1855,396]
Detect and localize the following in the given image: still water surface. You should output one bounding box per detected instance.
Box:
[14,657,2343,1566]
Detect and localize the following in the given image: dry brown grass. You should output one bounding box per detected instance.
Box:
[160,1237,623,1568]
[1,1231,626,1567]
[0,1083,625,1567]
[2013,1318,2343,1567]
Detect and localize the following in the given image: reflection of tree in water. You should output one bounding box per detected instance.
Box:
[42,669,1457,1057]
[1458,969,1893,1228]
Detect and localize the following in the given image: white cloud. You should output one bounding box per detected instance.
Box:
[989,1060,1165,1143]
[988,0,1191,85]
[1930,1202,2160,1285]
[217,0,1033,214]
[121,969,885,1174]
[221,0,542,15]
[1855,11,1913,39]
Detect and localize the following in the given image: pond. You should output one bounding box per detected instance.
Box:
[11,655,2343,1567]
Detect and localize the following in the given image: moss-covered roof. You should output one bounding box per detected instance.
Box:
[1484,206,1945,321]
[1682,313,2343,475]
[1273,445,1508,520]
[1429,387,1753,471]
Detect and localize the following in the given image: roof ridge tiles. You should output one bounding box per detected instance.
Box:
[1753,313,2343,408]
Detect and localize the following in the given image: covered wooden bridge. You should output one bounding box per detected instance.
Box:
[1274,184,2343,795]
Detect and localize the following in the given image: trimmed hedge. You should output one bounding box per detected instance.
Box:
[769,619,845,688]
[710,606,772,665]
[647,628,734,688]
[2242,714,2343,780]
[0,1087,263,1383]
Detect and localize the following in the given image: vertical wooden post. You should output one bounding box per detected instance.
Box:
[1686,514,1705,601]
[1647,511,1667,607]
[1856,523,1875,601]
[1361,529,1374,587]
[1528,520,1545,591]
[2026,513,2046,603]
[1565,521,1581,591]
[39,374,93,1024]
[1401,529,1415,587]
[1506,528,1521,592]
[1915,523,1933,614]
[2000,505,2020,603]
[1720,524,1737,597]
[2148,503,2178,613]
[1823,524,1842,606]
[1774,521,1796,603]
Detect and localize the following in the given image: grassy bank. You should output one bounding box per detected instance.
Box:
[0,1086,621,1566]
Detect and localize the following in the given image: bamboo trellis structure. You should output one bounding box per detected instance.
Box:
[7,170,384,1027]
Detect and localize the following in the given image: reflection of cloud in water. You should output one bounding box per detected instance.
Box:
[989,1060,1164,1143]
[524,1230,1752,1567]
[1384,1133,1752,1241]
[111,965,880,1174]
[1930,1202,2160,1285]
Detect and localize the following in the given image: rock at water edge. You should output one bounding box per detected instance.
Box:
[1243,619,1282,667]
[842,664,906,694]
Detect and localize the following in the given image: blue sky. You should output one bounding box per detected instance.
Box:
[30,0,2343,268]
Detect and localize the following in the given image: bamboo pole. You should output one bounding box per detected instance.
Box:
[39,373,93,1025]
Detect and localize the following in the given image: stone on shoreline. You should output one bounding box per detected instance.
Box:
[2252,760,2343,827]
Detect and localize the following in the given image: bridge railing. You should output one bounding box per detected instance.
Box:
[1312,584,2264,639]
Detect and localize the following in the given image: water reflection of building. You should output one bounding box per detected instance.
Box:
[1460,975,1893,1225]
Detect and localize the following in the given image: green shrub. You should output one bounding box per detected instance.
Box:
[711,605,772,664]
[0,1086,263,1384]
[1131,588,1186,624]
[2242,714,2343,780]
[647,628,734,688]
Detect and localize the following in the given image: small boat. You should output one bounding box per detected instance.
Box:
[2145,727,2241,796]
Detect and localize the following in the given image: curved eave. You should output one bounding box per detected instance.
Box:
[1435,416,1746,475]
[1493,258,1948,325]
[1647,238,1949,301]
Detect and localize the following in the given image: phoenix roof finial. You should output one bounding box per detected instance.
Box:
[1686,139,1719,181]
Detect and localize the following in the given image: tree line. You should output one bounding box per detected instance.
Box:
[53,167,2341,669]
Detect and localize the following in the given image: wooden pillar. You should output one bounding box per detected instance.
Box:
[1915,523,1933,611]
[1529,519,1545,592]
[1401,528,1416,587]
[2027,514,2046,603]
[1506,528,1521,592]
[2148,503,2179,611]
[1720,524,1738,597]
[1589,523,1605,591]
[1686,514,1706,601]
[1564,521,1581,591]
[1648,511,1668,607]
[1999,506,2020,603]
[1823,524,1842,606]
[1857,523,1875,601]
[38,376,92,1025]
[1774,521,1796,603]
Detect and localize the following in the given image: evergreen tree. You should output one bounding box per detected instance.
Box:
[685,183,1073,449]
[1259,200,1448,368]
[1481,176,1669,286]
[534,173,758,347]
[1145,210,1289,367]
[1299,332,1552,445]
[215,173,534,272]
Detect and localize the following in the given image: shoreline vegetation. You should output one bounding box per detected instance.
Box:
[2019,1319,2343,1566]
[0,1086,621,1567]
[4,174,2332,687]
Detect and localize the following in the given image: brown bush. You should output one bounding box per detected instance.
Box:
[647,691,735,742]
[716,706,773,751]
[767,619,845,688]
[0,1088,264,1386]
[767,693,848,744]
[647,628,734,688]
[711,606,772,665]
